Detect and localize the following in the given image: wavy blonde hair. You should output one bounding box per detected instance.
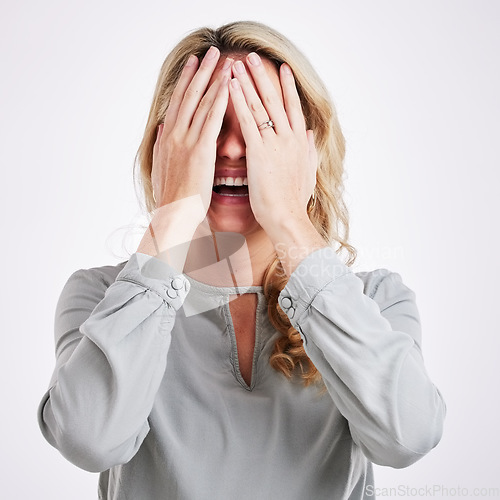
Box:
[134,21,356,386]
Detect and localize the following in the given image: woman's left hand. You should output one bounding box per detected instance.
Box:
[228,53,318,238]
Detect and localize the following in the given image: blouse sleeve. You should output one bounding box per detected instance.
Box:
[38,252,190,473]
[278,246,446,469]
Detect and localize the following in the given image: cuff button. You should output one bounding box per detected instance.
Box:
[171,277,184,290]
[167,288,178,299]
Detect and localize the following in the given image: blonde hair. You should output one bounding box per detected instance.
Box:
[134,21,356,386]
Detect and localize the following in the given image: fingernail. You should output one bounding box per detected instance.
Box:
[247,52,260,66]
[205,46,219,60]
[282,63,292,75]
[233,60,246,74]
[185,55,197,67]
[222,57,233,71]
[230,78,240,90]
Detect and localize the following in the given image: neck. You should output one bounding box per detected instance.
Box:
[183,224,276,287]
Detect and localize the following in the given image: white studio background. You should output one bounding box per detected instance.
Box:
[1,0,499,498]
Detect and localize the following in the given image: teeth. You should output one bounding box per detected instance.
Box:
[213,176,248,186]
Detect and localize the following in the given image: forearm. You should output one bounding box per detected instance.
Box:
[38,254,190,472]
[278,248,446,467]
[303,299,444,467]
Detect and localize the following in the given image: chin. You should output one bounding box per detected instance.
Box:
[206,207,262,236]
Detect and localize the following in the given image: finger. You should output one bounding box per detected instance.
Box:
[198,75,230,148]
[228,78,263,148]
[189,57,233,138]
[175,46,221,131]
[231,60,276,134]
[163,55,199,134]
[280,63,307,133]
[244,52,289,131]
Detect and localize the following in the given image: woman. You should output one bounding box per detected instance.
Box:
[38,21,446,499]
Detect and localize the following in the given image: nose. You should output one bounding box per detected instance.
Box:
[217,126,246,162]
[216,102,246,162]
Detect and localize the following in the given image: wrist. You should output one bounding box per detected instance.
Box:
[265,215,328,277]
[137,195,206,272]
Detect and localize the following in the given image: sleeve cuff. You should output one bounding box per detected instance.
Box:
[115,252,190,310]
[278,246,351,327]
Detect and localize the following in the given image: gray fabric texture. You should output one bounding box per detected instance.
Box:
[38,246,446,499]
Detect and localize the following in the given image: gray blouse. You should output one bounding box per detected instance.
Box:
[38,246,446,499]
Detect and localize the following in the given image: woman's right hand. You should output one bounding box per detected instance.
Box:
[138,47,231,268]
[151,47,231,221]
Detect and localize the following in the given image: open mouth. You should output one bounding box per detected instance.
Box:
[212,176,249,197]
